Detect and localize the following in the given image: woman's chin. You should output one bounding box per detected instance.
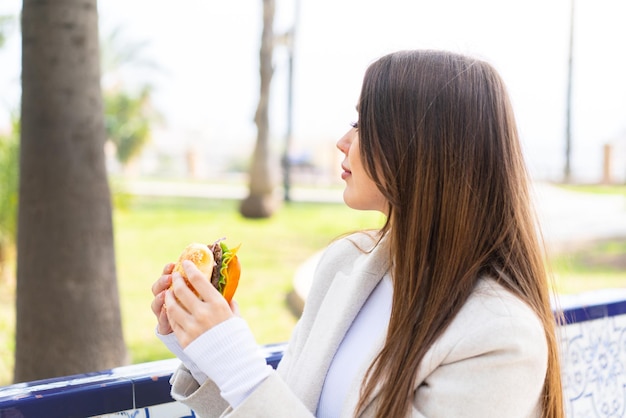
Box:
[343,190,388,214]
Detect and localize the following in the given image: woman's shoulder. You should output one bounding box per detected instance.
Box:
[315,230,383,271]
[440,278,547,361]
[468,279,541,322]
[417,278,549,417]
[326,230,382,253]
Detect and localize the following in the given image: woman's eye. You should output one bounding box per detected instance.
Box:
[350,121,358,129]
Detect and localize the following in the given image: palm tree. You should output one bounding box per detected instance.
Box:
[240,0,279,218]
[101,25,161,173]
[104,85,157,171]
[14,0,127,382]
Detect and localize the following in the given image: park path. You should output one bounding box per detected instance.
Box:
[533,183,626,252]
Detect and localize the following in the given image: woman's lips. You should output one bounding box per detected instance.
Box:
[341,164,351,180]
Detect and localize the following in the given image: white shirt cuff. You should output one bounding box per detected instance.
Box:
[156,329,209,384]
[183,317,272,408]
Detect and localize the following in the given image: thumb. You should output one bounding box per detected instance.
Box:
[230,299,241,316]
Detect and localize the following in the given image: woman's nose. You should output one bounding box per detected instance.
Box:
[336,130,352,154]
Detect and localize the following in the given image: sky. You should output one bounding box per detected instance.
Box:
[1,0,625,182]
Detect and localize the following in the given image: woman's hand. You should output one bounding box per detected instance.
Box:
[165,260,237,348]
[151,262,175,335]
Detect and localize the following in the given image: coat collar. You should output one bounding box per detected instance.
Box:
[285,233,391,414]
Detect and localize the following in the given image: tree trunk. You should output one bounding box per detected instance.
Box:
[14,0,127,383]
[240,0,278,219]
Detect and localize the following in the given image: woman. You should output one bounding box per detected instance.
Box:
[151,49,564,417]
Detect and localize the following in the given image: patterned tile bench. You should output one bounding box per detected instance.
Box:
[559,289,626,417]
[2,289,626,418]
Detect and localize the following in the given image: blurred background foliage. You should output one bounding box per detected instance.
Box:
[0,15,14,48]
[0,115,18,282]
[101,24,162,173]
[104,85,160,170]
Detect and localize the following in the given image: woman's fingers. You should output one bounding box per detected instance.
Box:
[154,293,173,335]
[230,299,240,316]
[180,261,236,324]
[150,290,164,316]
[164,283,190,322]
[151,263,174,296]
[162,262,175,275]
[165,262,235,348]
[181,260,222,302]
[170,271,200,313]
[151,263,176,335]
[164,280,205,348]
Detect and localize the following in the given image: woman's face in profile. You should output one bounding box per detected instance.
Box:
[336,125,387,214]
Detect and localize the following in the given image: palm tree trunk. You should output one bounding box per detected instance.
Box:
[15,0,127,382]
[240,0,278,218]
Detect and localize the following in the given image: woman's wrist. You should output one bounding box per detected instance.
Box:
[184,317,272,408]
[156,328,209,384]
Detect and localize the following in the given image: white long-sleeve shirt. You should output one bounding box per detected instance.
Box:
[316,275,392,417]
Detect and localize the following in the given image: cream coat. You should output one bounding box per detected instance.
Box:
[170,232,548,417]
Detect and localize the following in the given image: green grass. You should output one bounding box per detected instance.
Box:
[548,183,626,293]
[550,238,626,294]
[0,195,385,385]
[1,189,625,386]
[105,196,385,365]
[558,183,626,197]
[0,268,15,387]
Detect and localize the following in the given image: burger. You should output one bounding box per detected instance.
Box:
[173,239,241,303]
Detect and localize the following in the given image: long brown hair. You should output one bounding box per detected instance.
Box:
[355,50,563,417]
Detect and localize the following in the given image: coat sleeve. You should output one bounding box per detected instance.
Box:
[219,373,316,418]
[169,295,315,418]
[170,366,316,418]
[170,364,229,417]
[168,315,313,418]
[409,299,548,418]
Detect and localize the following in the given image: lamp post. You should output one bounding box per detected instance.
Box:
[564,0,575,183]
[281,0,300,202]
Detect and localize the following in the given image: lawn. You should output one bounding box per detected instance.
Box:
[0,187,625,386]
[113,195,386,366]
[548,183,626,294]
[0,194,386,385]
[558,183,626,197]
[550,238,626,294]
